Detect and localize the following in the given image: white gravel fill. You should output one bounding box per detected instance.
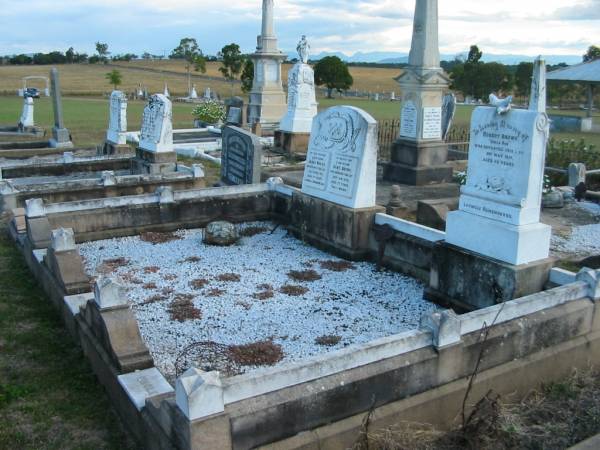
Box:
[79,222,437,381]
[552,201,600,256]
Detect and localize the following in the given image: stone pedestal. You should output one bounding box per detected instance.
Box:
[101,141,133,156]
[273,130,310,157]
[288,192,385,261]
[133,148,177,175]
[385,140,452,185]
[425,242,554,311]
[49,127,74,149]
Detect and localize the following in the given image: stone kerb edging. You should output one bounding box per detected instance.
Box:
[375,213,446,243]
[175,271,600,422]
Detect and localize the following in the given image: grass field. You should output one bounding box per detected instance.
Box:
[1,95,598,149]
[0,219,134,449]
[0,61,402,98]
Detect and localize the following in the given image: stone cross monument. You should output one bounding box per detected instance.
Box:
[248,0,287,130]
[383,0,451,185]
[275,35,318,155]
[49,68,73,148]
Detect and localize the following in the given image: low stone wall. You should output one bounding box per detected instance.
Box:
[1,156,132,179]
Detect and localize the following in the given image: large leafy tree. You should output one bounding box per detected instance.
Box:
[583,45,600,62]
[95,42,109,63]
[514,62,534,99]
[314,56,354,98]
[241,59,254,93]
[218,43,244,96]
[170,38,207,94]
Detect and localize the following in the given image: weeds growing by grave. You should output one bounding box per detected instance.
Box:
[280,284,310,296]
[190,278,210,289]
[228,340,284,367]
[217,273,241,282]
[168,295,202,322]
[315,335,342,347]
[139,231,181,245]
[320,260,355,272]
[143,266,160,274]
[206,288,226,297]
[97,257,130,274]
[287,269,322,282]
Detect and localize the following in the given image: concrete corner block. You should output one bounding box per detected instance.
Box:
[62,151,74,163]
[267,177,284,190]
[102,171,117,186]
[25,198,45,218]
[51,228,76,252]
[577,268,600,301]
[156,186,175,204]
[420,309,461,348]
[94,277,128,309]
[176,368,224,421]
[192,164,205,178]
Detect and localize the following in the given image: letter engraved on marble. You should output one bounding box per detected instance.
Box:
[400,101,418,138]
[422,107,442,139]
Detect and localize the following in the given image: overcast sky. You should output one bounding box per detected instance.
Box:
[0,0,598,57]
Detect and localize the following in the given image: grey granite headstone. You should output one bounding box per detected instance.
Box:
[49,68,73,148]
[221,126,262,185]
[226,107,242,126]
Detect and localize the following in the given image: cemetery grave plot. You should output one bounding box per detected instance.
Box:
[79,221,437,382]
[552,201,600,257]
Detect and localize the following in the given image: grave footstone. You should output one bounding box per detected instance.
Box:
[49,68,73,149]
[19,97,34,129]
[301,106,378,209]
[220,126,262,185]
[103,91,131,155]
[135,94,176,174]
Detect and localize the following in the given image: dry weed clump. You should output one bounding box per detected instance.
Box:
[320,260,355,272]
[287,269,322,282]
[228,340,284,367]
[280,285,309,296]
[96,257,130,274]
[140,231,181,245]
[142,282,157,290]
[168,295,201,322]
[140,294,167,306]
[206,288,226,297]
[239,226,269,237]
[190,278,209,290]
[217,273,241,282]
[144,266,160,274]
[163,274,178,281]
[315,335,342,347]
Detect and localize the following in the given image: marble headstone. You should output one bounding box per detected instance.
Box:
[279,37,318,134]
[190,85,198,99]
[106,91,128,145]
[19,97,34,128]
[445,102,552,265]
[221,126,262,185]
[139,94,173,153]
[226,107,242,126]
[301,106,378,209]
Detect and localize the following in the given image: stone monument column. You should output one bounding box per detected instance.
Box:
[275,35,318,157]
[248,0,287,132]
[49,68,73,149]
[383,0,452,185]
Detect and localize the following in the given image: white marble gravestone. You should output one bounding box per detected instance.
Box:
[190,85,198,99]
[445,104,551,265]
[279,37,318,134]
[106,91,128,145]
[19,97,34,128]
[139,94,173,153]
[301,106,378,209]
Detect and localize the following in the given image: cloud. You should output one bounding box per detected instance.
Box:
[0,0,597,57]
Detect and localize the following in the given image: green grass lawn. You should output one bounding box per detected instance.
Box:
[0,220,135,449]
[1,95,598,149]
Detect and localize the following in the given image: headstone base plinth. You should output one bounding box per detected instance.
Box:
[101,141,133,156]
[49,128,73,149]
[133,148,177,175]
[274,130,310,158]
[425,241,554,311]
[287,192,385,261]
[384,140,452,185]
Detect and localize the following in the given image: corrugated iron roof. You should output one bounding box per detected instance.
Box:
[547,59,600,84]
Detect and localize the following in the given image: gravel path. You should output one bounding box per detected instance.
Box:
[79,222,436,381]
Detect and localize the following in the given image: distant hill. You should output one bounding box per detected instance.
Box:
[289,51,583,66]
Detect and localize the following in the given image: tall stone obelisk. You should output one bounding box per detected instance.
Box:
[49,68,73,148]
[248,0,287,131]
[384,0,452,185]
